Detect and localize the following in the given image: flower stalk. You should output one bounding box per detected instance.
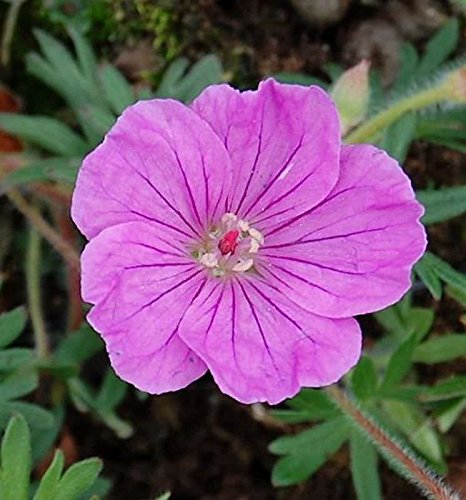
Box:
[26,227,49,359]
[326,385,459,500]
[345,79,453,144]
[7,188,80,271]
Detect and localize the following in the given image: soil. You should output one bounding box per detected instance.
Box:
[2,1,466,499]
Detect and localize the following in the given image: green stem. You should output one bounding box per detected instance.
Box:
[326,385,458,500]
[0,0,26,67]
[7,189,80,271]
[26,227,49,359]
[345,83,450,144]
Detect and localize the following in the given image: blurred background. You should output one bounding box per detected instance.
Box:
[0,1,465,499]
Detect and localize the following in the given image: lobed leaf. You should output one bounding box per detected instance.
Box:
[270,417,349,486]
[0,114,88,157]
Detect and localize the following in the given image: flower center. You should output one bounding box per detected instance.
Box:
[196,213,264,277]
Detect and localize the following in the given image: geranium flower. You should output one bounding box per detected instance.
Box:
[71,79,426,404]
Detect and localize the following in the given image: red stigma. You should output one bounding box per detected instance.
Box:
[218,229,239,255]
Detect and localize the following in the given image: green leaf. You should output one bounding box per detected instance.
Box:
[417,19,460,76]
[417,186,466,225]
[6,402,54,431]
[31,406,64,464]
[67,28,97,82]
[351,356,378,400]
[414,258,442,300]
[420,376,466,402]
[0,369,38,400]
[55,326,103,366]
[379,112,417,162]
[157,55,223,102]
[406,307,435,342]
[270,409,314,424]
[33,450,64,500]
[0,349,33,371]
[0,114,88,156]
[99,64,134,115]
[286,389,339,421]
[393,43,419,92]
[0,307,26,348]
[349,429,381,500]
[96,410,133,439]
[381,335,417,389]
[414,334,466,364]
[0,415,31,500]
[1,158,80,190]
[77,105,116,140]
[374,303,406,337]
[446,284,466,308]
[55,457,103,500]
[420,252,466,293]
[95,370,127,411]
[32,30,100,108]
[33,29,82,82]
[155,492,171,500]
[270,417,349,486]
[435,397,466,433]
[383,400,445,468]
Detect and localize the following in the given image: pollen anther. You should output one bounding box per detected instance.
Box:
[197,213,264,276]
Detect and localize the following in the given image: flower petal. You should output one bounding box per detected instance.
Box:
[260,144,427,318]
[72,99,232,240]
[81,221,207,393]
[191,79,341,222]
[178,277,361,404]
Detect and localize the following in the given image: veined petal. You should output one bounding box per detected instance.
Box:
[72,99,232,241]
[191,79,341,223]
[178,277,361,405]
[260,144,427,318]
[82,221,207,393]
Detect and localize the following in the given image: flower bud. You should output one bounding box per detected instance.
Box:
[445,66,466,102]
[331,60,370,135]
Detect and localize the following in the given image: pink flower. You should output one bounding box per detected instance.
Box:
[71,79,426,404]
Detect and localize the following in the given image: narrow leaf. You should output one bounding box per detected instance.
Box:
[381,335,417,389]
[417,185,466,225]
[414,258,442,299]
[33,450,64,500]
[99,64,134,115]
[351,356,378,400]
[0,415,31,500]
[0,114,88,156]
[414,334,466,364]
[417,19,460,76]
[350,429,382,500]
[0,307,26,348]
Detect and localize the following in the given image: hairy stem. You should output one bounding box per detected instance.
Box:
[53,206,83,331]
[7,189,80,271]
[345,83,450,144]
[326,385,458,500]
[26,228,49,359]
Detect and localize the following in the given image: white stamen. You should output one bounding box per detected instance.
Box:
[238,219,249,232]
[249,239,260,253]
[221,212,238,227]
[248,227,264,244]
[200,252,218,268]
[232,258,254,272]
